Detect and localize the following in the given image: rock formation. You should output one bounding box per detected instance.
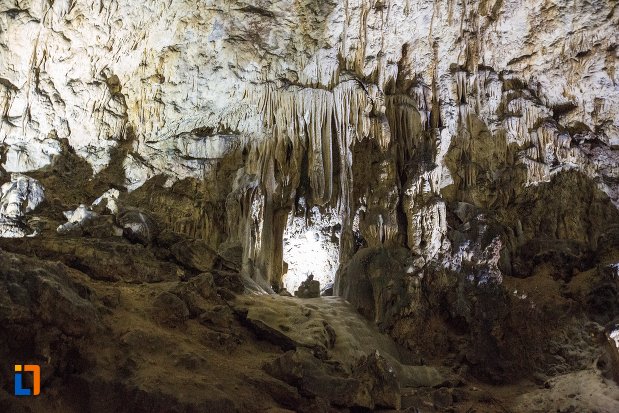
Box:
[1,0,618,411]
[0,173,44,237]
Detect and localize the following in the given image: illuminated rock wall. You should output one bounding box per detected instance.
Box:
[1,0,618,285]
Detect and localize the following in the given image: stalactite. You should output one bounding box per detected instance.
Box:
[411,83,432,130]
[230,78,394,285]
[237,61,444,284]
[456,70,468,105]
[385,94,424,167]
[243,79,373,211]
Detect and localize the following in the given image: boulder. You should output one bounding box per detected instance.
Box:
[117,209,159,245]
[0,237,182,283]
[294,274,320,298]
[169,239,219,272]
[265,348,401,410]
[264,349,371,409]
[151,291,190,327]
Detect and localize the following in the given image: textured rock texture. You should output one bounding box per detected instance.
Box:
[0,173,44,236]
[0,233,456,412]
[2,0,618,285]
[1,0,619,411]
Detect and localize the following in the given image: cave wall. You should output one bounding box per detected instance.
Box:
[1,0,618,288]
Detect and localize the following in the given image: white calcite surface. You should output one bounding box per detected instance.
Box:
[283,206,340,294]
[0,173,45,237]
[57,204,98,234]
[1,0,618,283]
[57,189,122,234]
[1,0,616,193]
[92,188,120,214]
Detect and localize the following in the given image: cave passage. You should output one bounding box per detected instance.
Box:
[282,207,340,295]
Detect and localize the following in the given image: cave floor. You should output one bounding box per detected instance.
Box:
[1,232,618,412]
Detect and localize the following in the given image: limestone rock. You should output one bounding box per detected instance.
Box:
[0,0,618,411]
[236,299,337,358]
[265,348,402,410]
[352,351,401,409]
[294,274,320,298]
[336,247,414,328]
[278,288,292,297]
[0,174,44,237]
[1,0,617,289]
[91,189,120,215]
[169,238,219,272]
[57,204,99,234]
[171,272,218,317]
[212,270,245,294]
[264,348,373,409]
[0,249,100,337]
[0,237,182,283]
[117,209,159,245]
[151,291,190,327]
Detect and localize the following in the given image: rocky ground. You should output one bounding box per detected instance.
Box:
[1,197,618,412]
